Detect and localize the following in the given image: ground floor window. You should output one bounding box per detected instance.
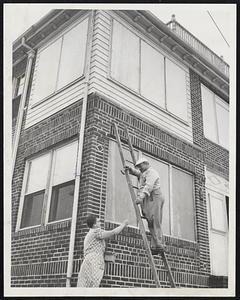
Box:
[16,140,78,230]
[106,140,196,241]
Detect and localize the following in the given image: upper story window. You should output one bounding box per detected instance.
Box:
[201,84,229,149]
[14,74,25,98]
[110,20,188,122]
[32,17,89,106]
[106,141,196,241]
[12,74,25,125]
[16,140,78,230]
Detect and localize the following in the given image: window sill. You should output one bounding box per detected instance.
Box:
[105,221,198,253]
[204,137,229,152]
[30,75,86,109]
[13,219,71,237]
[107,75,189,127]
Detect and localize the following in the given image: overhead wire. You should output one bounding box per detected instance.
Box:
[207,10,230,48]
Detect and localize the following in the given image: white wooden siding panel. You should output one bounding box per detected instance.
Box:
[25,80,85,128]
[88,79,192,140]
[89,75,188,132]
[88,11,193,143]
[27,82,85,119]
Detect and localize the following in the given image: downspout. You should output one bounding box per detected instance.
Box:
[66,10,95,287]
[12,39,35,177]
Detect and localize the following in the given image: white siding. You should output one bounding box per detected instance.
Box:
[88,10,193,143]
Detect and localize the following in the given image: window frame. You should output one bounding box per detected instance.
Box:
[13,74,25,98]
[105,139,197,242]
[108,17,189,125]
[12,74,25,126]
[201,84,229,149]
[15,140,78,232]
[207,190,229,235]
[30,15,90,108]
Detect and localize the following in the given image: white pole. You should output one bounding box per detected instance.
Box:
[66,10,95,287]
[12,49,35,177]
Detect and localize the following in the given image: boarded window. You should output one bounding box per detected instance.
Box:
[33,39,62,104]
[201,84,229,149]
[216,97,229,149]
[166,59,188,121]
[144,155,170,235]
[33,18,88,104]
[106,141,138,226]
[106,141,195,240]
[140,41,165,107]
[110,20,188,122]
[172,167,195,241]
[111,20,140,92]
[57,18,88,90]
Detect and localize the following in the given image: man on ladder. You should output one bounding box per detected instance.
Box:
[125,157,166,255]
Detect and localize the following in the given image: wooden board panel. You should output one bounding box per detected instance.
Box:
[88,10,193,143]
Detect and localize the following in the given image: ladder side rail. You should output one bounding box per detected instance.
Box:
[123,125,176,288]
[124,126,141,226]
[124,126,137,165]
[161,252,176,288]
[113,123,161,288]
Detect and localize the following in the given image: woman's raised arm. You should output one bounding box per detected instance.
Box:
[101,220,128,239]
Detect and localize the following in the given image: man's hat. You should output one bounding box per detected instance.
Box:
[135,157,149,167]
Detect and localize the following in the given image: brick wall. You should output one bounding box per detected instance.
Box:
[190,70,229,179]
[12,90,214,288]
[70,92,211,288]
[11,99,83,287]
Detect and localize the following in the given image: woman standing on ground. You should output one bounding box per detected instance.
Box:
[77,214,128,287]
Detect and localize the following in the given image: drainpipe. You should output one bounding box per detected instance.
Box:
[66,10,95,288]
[12,39,35,177]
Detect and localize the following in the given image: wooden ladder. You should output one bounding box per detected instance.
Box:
[113,122,176,288]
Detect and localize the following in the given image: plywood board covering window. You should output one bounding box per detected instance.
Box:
[201,84,229,149]
[141,41,165,107]
[32,18,89,105]
[111,19,139,92]
[110,19,188,122]
[165,58,188,121]
[106,141,195,241]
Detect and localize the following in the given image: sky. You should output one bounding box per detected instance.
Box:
[5,4,235,64]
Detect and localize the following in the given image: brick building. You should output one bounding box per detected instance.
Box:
[11,9,229,288]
